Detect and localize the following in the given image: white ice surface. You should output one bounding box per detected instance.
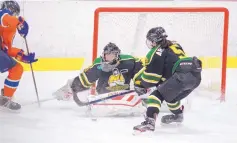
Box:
[0,69,237,143]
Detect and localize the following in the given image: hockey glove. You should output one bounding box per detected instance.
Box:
[17,16,29,38]
[16,50,38,64]
[53,79,73,101]
[134,85,147,96]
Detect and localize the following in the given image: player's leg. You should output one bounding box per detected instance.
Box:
[159,72,201,124]
[162,100,185,124]
[133,90,164,132]
[161,90,194,125]
[133,71,201,132]
[0,51,23,110]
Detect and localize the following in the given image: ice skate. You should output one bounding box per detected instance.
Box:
[161,113,183,125]
[133,117,156,133]
[0,89,21,111]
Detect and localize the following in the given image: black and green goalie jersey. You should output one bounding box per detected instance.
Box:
[78,54,143,94]
[134,41,192,88]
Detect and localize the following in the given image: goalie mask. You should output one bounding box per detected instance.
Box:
[146,27,168,49]
[101,42,121,72]
[1,1,20,16]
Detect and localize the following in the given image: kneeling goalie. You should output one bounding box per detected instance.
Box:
[54,42,149,116]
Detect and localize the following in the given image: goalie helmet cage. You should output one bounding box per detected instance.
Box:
[91,7,229,100]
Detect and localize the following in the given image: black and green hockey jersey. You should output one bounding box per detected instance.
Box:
[78,54,143,94]
[134,41,194,88]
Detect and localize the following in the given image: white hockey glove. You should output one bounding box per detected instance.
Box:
[52,79,73,101]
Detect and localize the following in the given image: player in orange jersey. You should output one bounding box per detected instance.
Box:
[0,1,38,111]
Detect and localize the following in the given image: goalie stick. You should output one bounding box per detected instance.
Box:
[72,87,157,107]
[73,90,135,107]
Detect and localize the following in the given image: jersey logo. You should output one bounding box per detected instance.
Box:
[106,68,129,91]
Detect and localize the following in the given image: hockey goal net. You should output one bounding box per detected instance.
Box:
[92,7,229,100]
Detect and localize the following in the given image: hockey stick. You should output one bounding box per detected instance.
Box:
[24,38,40,107]
[22,97,55,106]
[73,90,135,107]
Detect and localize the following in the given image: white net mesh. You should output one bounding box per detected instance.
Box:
[97,12,224,57]
[95,10,226,98]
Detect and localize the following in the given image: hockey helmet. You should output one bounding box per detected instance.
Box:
[146,27,168,49]
[102,42,121,62]
[101,42,121,72]
[1,1,20,16]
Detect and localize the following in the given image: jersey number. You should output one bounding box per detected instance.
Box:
[169,44,186,59]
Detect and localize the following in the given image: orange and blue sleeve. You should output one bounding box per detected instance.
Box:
[1,14,21,57]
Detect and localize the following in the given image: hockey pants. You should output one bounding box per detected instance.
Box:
[146,71,201,117]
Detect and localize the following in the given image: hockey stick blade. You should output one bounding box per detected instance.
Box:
[73,90,135,107]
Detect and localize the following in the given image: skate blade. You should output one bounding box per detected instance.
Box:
[0,106,21,113]
[132,128,154,136]
[160,122,182,128]
[133,130,142,135]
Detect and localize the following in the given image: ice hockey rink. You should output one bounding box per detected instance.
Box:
[0,69,237,143]
[1,0,237,143]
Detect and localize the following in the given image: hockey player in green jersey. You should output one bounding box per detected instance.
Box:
[133,27,202,132]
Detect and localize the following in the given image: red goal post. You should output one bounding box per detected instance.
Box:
[92,7,229,100]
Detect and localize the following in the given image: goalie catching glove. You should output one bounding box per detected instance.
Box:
[53,76,89,101]
[53,79,73,101]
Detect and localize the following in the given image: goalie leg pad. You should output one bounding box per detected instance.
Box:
[88,91,145,117]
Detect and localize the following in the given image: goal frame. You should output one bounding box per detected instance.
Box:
[92,7,229,99]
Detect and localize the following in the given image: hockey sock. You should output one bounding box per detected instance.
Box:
[147,107,159,119]
[4,63,23,97]
[167,101,184,114]
[146,91,163,118]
